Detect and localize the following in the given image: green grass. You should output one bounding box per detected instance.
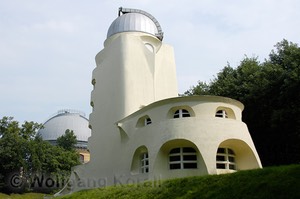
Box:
[1,165,299,199]
[0,193,46,199]
[59,165,300,199]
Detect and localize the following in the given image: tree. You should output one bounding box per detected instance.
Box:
[183,81,211,96]
[185,39,300,166]
[57,129,77,151]
[0,117,42,192]
[0,117,80,193]
[0,117,41,174]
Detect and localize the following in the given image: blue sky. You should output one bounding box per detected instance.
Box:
[1,0,300,123]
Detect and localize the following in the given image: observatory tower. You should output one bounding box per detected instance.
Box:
[56,7,261,195]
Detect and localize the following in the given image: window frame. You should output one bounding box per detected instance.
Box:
[215,110,228,118]
[140,152,149,173]
[144,117,152,126]
[216,148,236,171]
[169,147,197,170]
[136,115,152,128]
[173,109,191,118]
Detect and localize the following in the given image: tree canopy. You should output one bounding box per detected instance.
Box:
[185,39,300,166]
[57,129,77,151]
[0,117,80,193]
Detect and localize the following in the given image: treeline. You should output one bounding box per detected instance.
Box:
[185,39,300,166]
[0,117,80,193]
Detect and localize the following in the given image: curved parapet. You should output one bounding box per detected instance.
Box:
[117,95,262,180]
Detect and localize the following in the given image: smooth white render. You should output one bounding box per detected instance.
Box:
[56,9,261,196]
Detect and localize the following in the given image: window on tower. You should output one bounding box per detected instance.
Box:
[169,147,197,169]
[144,117,152,125]
[141,152,149,173]
[173,109,191,118]
[215,110,228,118]
[91,78,96,89]
[136,115,152,127]
[215,107,236,119]
[216,148,236,171]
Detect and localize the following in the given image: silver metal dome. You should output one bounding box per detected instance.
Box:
[38,109,91,148]
[107,7,164,40]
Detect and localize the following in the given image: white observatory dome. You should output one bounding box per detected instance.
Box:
[38,110,91,148]
[107,7,163,40]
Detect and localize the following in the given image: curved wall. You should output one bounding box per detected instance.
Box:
[116,96,262,181]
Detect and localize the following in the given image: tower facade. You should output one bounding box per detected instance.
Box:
[87,7,178,183]
[56,8,261,195]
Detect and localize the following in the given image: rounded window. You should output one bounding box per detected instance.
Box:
[141,152,149,173]
[136,115,152,127]
[145,43,154,53]
[216,148,236,171]
[215,110,228,118]
[215,107,236,119]
[173,109,191,118]
[131,146,149,174]
[169,147,197,169]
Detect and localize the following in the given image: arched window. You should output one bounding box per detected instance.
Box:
[136,115,152,127]
[144,117,152,126]
[216,148,236,170]
[173,109,190,118]
[141,152,149,173]
[169,147,197,169]
[215,110,228,118]
[131,146,149,174]
[144,43,154,53]
[215,107,236,119]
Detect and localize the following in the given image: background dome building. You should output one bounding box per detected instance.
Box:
[38,109,91,163]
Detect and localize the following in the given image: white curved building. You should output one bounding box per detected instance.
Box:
[38,109,91,163]
[56,7,261,195]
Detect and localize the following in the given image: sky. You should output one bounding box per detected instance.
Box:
[1,0,300,124]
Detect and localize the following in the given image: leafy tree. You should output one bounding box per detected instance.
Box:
[209,64,238,97]
[57,129,77,151]
[184,81,211,96]
[0,117,41,175]
[185,39,300,166]
[0,117,80,193]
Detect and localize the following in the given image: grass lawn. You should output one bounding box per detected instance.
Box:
[1,164,299,199]
[0,193,47,199]
[58,164,300,199]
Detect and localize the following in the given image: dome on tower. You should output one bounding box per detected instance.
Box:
[107,7,163,40]
[38,109,91,149]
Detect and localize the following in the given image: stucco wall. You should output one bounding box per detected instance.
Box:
[116,96,262,181]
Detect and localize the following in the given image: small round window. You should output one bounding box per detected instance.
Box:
[145,43,154,53]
